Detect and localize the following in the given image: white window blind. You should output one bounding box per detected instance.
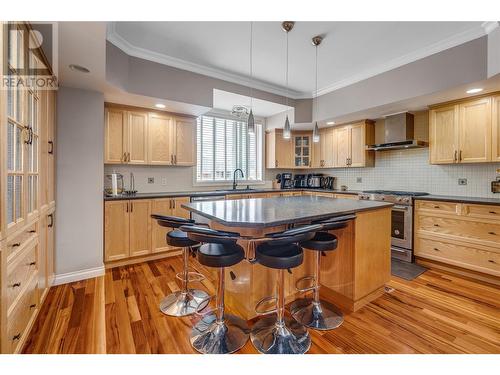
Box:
[196,115,263,182]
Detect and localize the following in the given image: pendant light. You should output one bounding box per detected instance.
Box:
[247,22,255,134]
[312,35,323,143]
[282,21,294,139]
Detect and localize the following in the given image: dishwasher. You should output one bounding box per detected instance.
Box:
[190,195,226,224]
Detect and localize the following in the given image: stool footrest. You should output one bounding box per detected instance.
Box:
[254,295,278,316]
[295,275,318,293]
[175,270,205,283]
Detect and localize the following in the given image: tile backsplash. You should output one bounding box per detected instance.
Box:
[320,148,500,198]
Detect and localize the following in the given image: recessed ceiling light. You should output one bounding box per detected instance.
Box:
[155,103,166,109]
[466,88,483,94]
[69,64,90,73]
[327,121,335,125]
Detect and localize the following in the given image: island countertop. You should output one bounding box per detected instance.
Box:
[182,195,393,227]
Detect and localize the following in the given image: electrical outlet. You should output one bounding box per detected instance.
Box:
[458,178,467,186]
[356,177,362,183]
[148,177,155,184]
[161,177,167,186]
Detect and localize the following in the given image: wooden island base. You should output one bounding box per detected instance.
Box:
[209,207,391,320]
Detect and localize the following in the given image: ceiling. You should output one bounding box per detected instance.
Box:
[108,21,490,98]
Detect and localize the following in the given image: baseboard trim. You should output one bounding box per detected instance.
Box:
[53,265,105,285]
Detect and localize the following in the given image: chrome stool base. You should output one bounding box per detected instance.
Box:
[190,314,249,354]
[290,298,344,331]
[250,314,311,354]
[159,289,209,317]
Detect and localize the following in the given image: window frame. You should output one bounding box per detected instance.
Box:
[193,112,265,187]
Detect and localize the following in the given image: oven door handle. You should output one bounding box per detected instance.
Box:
[393,205,409,210]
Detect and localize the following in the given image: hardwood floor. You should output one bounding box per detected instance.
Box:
[23,255,500,354]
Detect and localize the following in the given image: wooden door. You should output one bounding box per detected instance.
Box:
[104,108,126,164]
[104,201,130,261]
[126,111,148,164]
[148,113,173,165]
[173,118,196,166]
[151,198,174,253]
[335,126,350,167]
[349,122,365,167]
[429,105,458,164]
[321,127,335,168]
[172,197,190,219]
[129,199,151,257]
[493,96,500,161]
[274,129,293,168]
[458,97,492,163]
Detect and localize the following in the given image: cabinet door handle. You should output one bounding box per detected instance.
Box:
[275,160,278,167]
[489,211,496,214]
[11,243,21,248]
[488,259,496,264]
[459,150,462,162]
[48,214,54,228]
[173,200,176,209]
[11,282,21,288]
[174,155,177,164]
[433,205,440,209]
[12,333,21,341]
[130,202,133,212]
[488,231,496,235]
[30,304,36,309]
[453,150,457,162]
[122,152,126,163]
[169,200,172,210]
[125,202,129,213]
[28,261,36,266]
[433,247,440,251]
[48,140,54,154]
[433,224,440,227]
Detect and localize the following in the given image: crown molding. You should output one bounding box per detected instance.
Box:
[106,23,304,99]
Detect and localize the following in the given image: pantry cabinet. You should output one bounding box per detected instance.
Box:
[334,120,375,168]
[429,95,494,164]
[104,104,196,166]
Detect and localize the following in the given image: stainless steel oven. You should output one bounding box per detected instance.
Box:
[391,204,412,250]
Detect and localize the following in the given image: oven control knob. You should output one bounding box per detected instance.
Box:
[397,197,402,202]
[403,198,410,203]
[394,229,400,235]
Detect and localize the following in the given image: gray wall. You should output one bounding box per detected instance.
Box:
[56,87,104,276]
[488,27,500,78]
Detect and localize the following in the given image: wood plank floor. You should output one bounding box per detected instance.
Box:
[23,255,500,354]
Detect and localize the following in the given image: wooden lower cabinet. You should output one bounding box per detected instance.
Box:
[414,199,500,279]
[105,197,190,264]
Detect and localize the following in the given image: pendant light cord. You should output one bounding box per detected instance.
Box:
[315,43,318,121]
[249,21,253,110]
[285,29,289,108]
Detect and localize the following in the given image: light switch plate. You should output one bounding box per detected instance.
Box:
[458,178,467,186]
[148,177,154,184]
[161,177,167,186]
[356,177,362,183]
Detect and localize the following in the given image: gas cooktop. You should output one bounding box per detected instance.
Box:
[362,190,429,197]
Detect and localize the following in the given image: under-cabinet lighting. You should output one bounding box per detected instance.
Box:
[155,103,166,109]
[466,88,483,94]
[326,121,335,125]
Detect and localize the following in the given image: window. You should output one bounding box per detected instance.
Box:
[196,115,263,182]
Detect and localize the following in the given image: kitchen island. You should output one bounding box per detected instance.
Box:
[183,195,393,319]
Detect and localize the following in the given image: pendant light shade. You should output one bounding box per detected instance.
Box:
[283,114,291,139]
[312,121,320,143]
[247,109,255,134]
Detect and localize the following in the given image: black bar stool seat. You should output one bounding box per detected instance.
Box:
[299,232,337,252]
[167,229,199,248]
[255,242,303,269]
[151,214,208,317]
[197,243,244,268]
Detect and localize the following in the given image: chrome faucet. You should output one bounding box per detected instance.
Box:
[232,169,244,190]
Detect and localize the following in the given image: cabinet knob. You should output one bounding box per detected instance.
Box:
[488,232,496,235]
[433,247,440,251]
[488,259,496,264]
[12,333,21,341]
[433,205,440,209]
[433,224,440,227]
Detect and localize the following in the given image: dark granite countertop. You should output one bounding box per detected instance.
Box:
[415,195,500,206]
[103,188,360,201]
[182,196,393,228]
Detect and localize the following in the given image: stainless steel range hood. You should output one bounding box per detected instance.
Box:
[366,112,428,151]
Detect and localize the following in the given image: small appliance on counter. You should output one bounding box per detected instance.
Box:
[492,169,500,193]
[321,176,336,190]
[280,172,294,189]
[273,174,282,189]
[293,174,308,188]
[307,173,324,188]
[123,172,138,196]
[104,172,124,196]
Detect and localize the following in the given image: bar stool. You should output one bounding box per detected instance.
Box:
[290,215,354,330]
[250,224,322,354]
[180,225,249,354]
[151,214,209,317]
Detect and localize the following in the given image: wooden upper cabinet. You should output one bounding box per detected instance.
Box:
[493,95,500,161]
[429,105,458,164]
[266,129,293,169]
[104,200,130,262]
[105,108,126,164]
[126,111,148,164]
[147,113,173,165]
[321,127,335,168]
[173,117,196,166]
[430,95,493,164]
[333,121,374,168]
[458,97,491,163]
[335,126,350,168]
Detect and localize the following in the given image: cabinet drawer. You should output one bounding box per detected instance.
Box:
[462,204,500,221]
[415,237,500,276]
[7,243,38,311]
[6,276,38,353]
[6,223,37,260]
[334,194,358,200]
[416,215,500,248]
[415,200,460,215]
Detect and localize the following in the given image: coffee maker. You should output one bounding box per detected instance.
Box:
[307,173,324,188]
[293,174,307,188]
[280,173,294,189]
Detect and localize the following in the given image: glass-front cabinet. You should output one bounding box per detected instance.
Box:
[294,134,311,167]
